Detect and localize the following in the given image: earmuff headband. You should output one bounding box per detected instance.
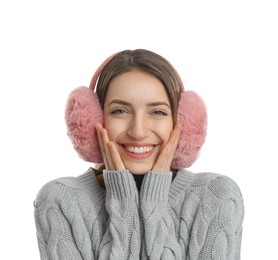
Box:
[65,50,207,168]
[89,53,118,91]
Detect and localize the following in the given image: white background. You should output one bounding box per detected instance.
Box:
[1,1,277,259]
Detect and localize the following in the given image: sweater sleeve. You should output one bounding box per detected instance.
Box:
[99,170,141,260]
[139,171,182,260]
[34,170,141,260]
[139,172,244,260]
[184,174,244,259]
[34,182,89,260]
[201,175,245,260]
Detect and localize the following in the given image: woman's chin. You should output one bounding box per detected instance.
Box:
[124,162,154,175]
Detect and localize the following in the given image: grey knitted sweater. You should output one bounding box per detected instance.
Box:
[34,168,244,259]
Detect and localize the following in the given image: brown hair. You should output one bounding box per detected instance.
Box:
[95,49,182,122]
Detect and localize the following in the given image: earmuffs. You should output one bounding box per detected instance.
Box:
[65,52,207,169]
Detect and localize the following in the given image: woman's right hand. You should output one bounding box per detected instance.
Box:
[95,123,126,171]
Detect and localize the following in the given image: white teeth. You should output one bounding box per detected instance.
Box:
[126,146,153,154]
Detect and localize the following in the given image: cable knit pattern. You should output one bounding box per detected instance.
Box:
[34,168,244,259]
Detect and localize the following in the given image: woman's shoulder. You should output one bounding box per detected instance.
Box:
[34,168,101,208]
[176,169,243,203]
[176,170,244,223]
[192,172,243,199]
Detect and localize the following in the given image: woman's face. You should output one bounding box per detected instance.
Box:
[103,70,174,174]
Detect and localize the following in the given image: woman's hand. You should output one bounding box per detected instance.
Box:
[95,123,126,171]
[152,123,181,173]
[96,123,181,173]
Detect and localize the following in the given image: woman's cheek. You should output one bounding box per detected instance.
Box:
[156,121,173,143]
[105,119,122,141]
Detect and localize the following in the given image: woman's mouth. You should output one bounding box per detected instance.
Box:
[121,144,157,159]
[125,145,154,154]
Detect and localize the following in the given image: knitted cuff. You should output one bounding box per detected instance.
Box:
[140,171,172,202]
[104,169,138,200]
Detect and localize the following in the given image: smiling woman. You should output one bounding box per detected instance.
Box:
[34,49,244,259]
[102,70,174,174]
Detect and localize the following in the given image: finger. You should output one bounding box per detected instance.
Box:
[152,123,181,173]
[101,127,115,170]
[165,123,182,169]
[108,141,126,170]
[152,143,171,173]
[96,124,126,171]
[96,124,113,170]
[167,123,182,158]
[168,123,182,146]
[95,124,109,167]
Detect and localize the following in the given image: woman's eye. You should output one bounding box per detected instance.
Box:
[153,110,167,116]
[111,109,127,115]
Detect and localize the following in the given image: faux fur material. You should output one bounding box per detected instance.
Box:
[65,86,103,163]
[65,53,207,168]
[171,91,207,168]
[65,87,207,168]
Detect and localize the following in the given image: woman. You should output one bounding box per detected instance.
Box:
[34,49,244,259]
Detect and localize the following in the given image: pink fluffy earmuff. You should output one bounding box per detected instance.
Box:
[65,52,207,169]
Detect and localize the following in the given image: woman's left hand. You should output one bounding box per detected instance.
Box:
[151,123,181,173]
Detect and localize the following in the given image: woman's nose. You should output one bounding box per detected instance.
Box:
[127,115,149,140]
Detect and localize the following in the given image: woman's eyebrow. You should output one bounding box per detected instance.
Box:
[147,102,171,109]
[108,99,131,106]
[108,100,171,109]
